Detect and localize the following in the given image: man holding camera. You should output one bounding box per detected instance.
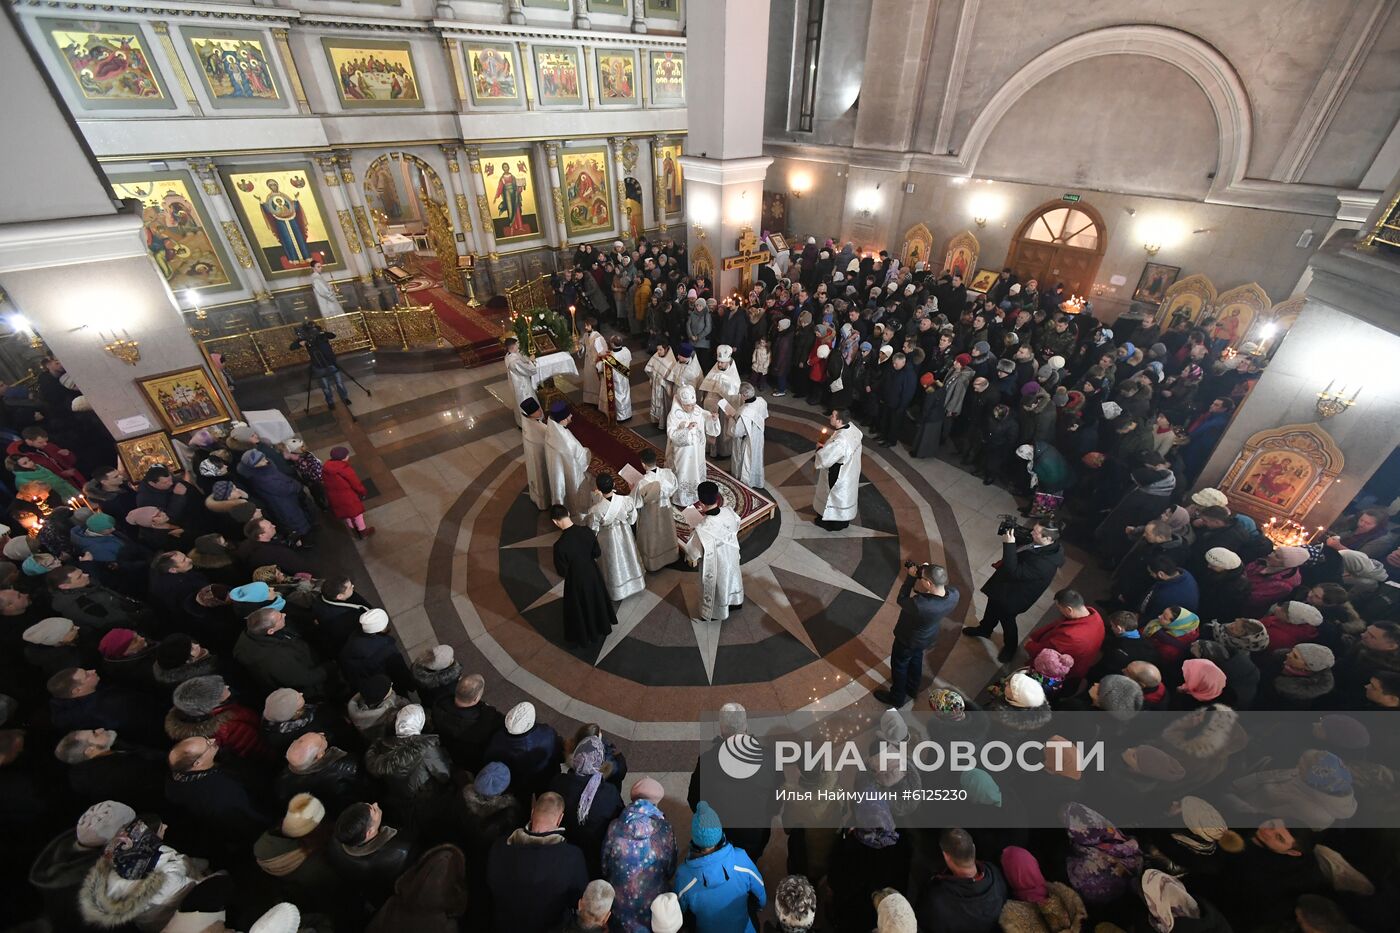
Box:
[873,560,960,709]
[290,320,352,412]
[964,521,1065,663]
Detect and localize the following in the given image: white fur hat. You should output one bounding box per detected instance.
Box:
[395,703,426,737]
[505,701,536,735]
[816,344,831,359]
[249,903,301,933]
[651,893,683,933]
[360,608,389,634]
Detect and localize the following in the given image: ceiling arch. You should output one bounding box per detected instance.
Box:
[957,25,1253,202]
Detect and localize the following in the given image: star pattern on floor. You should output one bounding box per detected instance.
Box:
[502,442,894,684]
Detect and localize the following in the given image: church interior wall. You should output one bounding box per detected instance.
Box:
[762,0,866,148]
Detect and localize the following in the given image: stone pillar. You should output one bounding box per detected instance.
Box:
[440,144,480,302]
[631,0,648,33]
[1195,232,1400,529]
[0,213,222,444]
[333,151,391,300]
[187,159,274,313]
[314,154,373,310]
[150,21,203,116]
[464,147,496,258]
[680,0,772,295]
[573,0,591,30]
[270,28,312,115]
[506,0,526,26]
[544,142,571,250]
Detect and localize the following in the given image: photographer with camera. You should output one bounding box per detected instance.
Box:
[290,319,353,413]
[964,519,1065,662]
[873,560,960,709]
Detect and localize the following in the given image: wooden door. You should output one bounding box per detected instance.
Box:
[1005,201,1107,300]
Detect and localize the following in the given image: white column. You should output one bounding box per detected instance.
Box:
[314,155,373,308]
[682,0,773,294]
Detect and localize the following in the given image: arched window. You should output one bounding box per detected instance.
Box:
[1004,200,1107,300]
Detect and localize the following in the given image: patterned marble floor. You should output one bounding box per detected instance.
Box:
[284,349,1094,771]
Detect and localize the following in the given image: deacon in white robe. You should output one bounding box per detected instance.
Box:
[544,401,594,522]
[665,385,719,507]
[681,481,744,622]
[579,321,608,405]
[699,345,742,459]
[630,449,678,571]
[814,409,863,531]
[730,382,769,489]
[520,398,550,510]
[585,473,645,601]
[666,343,704,420]
[504,337,539,427]
[310,261,343,317]
[596,335,633,422]
[644,343,674,428]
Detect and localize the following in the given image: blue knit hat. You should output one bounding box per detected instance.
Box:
[474,761,510,797]
[229,581,286,614]
[691,801,723,848]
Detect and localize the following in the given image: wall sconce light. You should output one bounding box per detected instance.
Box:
[1143,241,1162,256]
[855,188,879,219]
[789,169,812,199]
[1137,216,1184,257]
[974,214,988,229]
[968,191,1001,229]
[101,331,141,365]
[691,221,707,241]
[184,289,208,321]
[1316,379,1361,419]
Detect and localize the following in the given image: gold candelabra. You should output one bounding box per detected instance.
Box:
[1261,517,1325,548]
[101,331,141,365]
[1316,380,1360,419]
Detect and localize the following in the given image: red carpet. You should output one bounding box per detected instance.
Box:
[403,256,517,368]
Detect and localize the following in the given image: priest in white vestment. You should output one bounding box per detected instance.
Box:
[682,481,744,622]
[644,343,674,428]
[631,448,678,571]
[504,337,539,427]
[544,401,593,522]
[699,345,742,459]
[579,319,608,405]
[520,398,549,510]
[665,384,719,507]
[585,472,645,601]
[666,342,704,420]
[310,260,343,317]
[596,335,633,422]
[814,408,863,531]
[730,382,768,489]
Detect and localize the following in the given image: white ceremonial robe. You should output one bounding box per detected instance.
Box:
[586,492,645,601]
[682,506,744,621]
[545,420,593,522]
[731,398,769,489]
[666,357,704,420]
[699,364,742,458]
[520,416,550,509]
[580,330,607,404]
[814,424,864,523]
[665,404,720,507]
[505,350,539,426]
[596,347,633,421]
[310,271,343,317]
[631,467,679,571]
[644,352,674,427]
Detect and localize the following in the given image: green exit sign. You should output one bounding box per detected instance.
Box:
[1062,193,1081,202]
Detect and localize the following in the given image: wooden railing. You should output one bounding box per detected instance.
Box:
[200,304,447,379]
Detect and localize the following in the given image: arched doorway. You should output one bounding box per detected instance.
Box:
[1004,200,1106,298]
[364,152,464,295]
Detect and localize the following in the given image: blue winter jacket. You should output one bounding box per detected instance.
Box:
[675,841,767,933]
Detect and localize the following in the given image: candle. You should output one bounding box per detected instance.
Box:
[1322,379,1334,395]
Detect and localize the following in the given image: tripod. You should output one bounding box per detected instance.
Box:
[304,364,372,421]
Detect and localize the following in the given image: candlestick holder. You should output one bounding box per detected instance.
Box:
[1315,380,1360,419]
[102,332,141,365]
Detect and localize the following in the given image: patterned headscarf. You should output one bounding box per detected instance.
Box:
[1062,802,1142,904]
[851,798,899,849]
[1208,618,1269,653]
[1144,608,1200,640]
[571,735,607,824]
[928,688,966,721]
[105,816,163,880]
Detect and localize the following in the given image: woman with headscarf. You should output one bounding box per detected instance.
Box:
[1259,600,1325,652]
[791,310,816,400]
[1241,546,1308,616]
[909,373,946,458]
[1142,607,1201,666]
[806,324,835,405]
[1265,642,1336,709]
[602,777,677,933]
[830,798,912,933]
[549,734,623,877]
[997,846,1087,933]
[1137,869,1231,933]
[1061,802,1142,906]
[1188,638,1259,710]
[1175,658,1227,708]
[79,815,207,931]
[1339,548,1389,599]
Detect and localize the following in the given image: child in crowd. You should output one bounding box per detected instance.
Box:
[321,446,374,539]
[750,337,771,392]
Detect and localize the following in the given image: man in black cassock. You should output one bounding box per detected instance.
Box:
[550,504,617,648]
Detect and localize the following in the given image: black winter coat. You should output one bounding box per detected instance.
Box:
[433,696,505,771]
[981,541,1065,614]
[339,632,414,697]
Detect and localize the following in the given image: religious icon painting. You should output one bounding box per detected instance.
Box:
[561,149,613,237]
[321,38,424,109]
[968,269,1000,294]
[109,170,237,295]
[39,18,174,110]
[644,0,683,19]
[136,366,232,435]
[463,41,522,108]
[182,27,282,109]
[218,163,342,280]
[482,150,542,243]
[624,177,644,241]
[594,49,639,106]
[532,45,585,107]
[655,143,684,215]
[115,431,182,483]
[648,50,685,106]
[1132,262,1180,305]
